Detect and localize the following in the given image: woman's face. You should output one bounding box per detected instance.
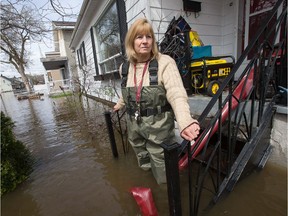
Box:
[134,32,153,61]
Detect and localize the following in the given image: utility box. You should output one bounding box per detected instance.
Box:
[183,0,201,12]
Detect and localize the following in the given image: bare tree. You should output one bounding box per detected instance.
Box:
[0,0,49,93]
[48,0,80,20]
[71,61,94,106]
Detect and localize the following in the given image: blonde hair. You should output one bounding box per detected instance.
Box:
[125,18,159,63]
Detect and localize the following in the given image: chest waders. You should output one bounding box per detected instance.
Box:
[121,60,175,184]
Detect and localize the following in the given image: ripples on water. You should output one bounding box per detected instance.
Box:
[0,92,287,216]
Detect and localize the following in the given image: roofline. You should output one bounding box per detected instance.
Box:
[69,0,90,50]
[52,21,76,30]
[0,74,12,81]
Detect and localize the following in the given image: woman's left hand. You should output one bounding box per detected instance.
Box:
[180,122,200,141]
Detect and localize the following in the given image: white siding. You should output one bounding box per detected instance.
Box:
[75,30,99,98]
[84,32,95,73]
[126,0,149,25]
[221,0,238,56]
[58,31,67,56]
[148,0,237,56]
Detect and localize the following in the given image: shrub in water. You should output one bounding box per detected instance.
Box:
[1,111,34,196]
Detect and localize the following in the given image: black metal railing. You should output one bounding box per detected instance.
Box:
[162,0,287,215]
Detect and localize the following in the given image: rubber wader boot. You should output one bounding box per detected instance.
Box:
[137,150,151,171]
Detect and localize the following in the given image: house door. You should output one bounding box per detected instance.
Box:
[243,0,284,59]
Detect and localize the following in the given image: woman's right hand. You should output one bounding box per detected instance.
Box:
[180,122,200,141]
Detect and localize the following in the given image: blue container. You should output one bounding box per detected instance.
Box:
[192,45,212,59]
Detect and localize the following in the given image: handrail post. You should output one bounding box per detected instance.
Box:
[104,111,118,158]
[161,142,182,216]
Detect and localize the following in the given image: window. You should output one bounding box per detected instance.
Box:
[77,41,87,68]
[94,2,123,74]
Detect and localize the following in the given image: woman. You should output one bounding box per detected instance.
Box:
[114,18,200,184]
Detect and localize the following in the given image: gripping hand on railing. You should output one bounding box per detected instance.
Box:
[180,122,200,141]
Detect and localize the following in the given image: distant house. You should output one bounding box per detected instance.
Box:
[0,75,27,94]
[40,21,77,95]
[0,75,13,93]
[10,77,26,93]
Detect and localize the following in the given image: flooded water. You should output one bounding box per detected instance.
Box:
[1,91,287,216]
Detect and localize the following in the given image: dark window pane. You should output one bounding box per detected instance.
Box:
[95,2,121,63]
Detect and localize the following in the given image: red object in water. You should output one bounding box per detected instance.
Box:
[130,187,158,216]
[179,69,254,170]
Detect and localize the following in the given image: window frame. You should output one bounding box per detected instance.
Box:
[92,0,127,81]
[77,41,87,68]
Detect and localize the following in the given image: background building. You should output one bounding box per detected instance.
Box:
[41,21,77,95]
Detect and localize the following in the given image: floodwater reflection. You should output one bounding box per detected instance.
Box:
[0,92,287,216]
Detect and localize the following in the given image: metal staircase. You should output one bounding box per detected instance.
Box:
[162,0,287,215]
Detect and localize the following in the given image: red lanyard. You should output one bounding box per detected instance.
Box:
[134,61,149,103]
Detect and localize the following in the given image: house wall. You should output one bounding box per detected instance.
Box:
[74,0,114,74]
[58,30,67,56]
[62,30,77,82]
[61,30,75,58]
[72,0,239,104]
[73,1,122,101]
[80,31,103,97]
[221,0,238,57]
[148,0,238,56]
